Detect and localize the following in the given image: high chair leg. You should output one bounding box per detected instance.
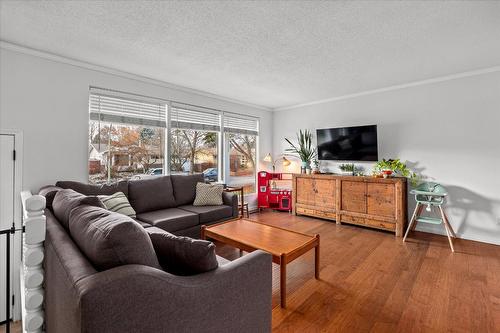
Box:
[440,207,456,238]
[403,203,420,242]
[438,206,455,252]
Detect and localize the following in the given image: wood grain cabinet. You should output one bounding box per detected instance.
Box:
[293,174,407,236]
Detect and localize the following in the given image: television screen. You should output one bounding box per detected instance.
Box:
[316,125,378,161]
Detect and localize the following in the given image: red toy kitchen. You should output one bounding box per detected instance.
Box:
[257,171,293,212]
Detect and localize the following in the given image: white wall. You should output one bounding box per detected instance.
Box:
[272,71,500,245]
[0,48,273,206]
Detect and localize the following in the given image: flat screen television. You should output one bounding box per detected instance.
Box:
[316,125,378,161]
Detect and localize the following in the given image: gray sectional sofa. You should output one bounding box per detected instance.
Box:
[40,174,273,333]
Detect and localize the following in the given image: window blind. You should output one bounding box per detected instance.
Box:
[170,102,221,132]
[223,114,259,136]
[89,88,167,128]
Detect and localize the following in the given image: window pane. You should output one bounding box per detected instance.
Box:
[169,129,218,182]
[89,120,164,184]
[226,133,256,194]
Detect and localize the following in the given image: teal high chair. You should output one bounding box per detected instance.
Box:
[403,182,456,252]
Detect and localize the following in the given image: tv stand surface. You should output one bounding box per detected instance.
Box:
[292,174,407,236]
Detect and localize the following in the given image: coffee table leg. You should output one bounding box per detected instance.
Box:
[280,254,286,308]
[315,234,320,279]
[201,225,206,240]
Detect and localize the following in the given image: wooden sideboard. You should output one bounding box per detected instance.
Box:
[292,174,407,236]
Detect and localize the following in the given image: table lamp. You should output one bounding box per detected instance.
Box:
[264,153,291,172]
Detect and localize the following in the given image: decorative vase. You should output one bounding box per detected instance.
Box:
[301,161,309,174]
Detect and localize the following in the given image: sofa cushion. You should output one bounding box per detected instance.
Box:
[179,205,233,224]
[38,185,62,210]
[128,176,176,213]
[133,218,153,228]
[136,208,199,233]
[146,227,218,275]
[52,189,105,230]
[98,192,136,218]
[171,174,205,206]
[193,182,224,206]
[56,180,129,197]
[69,205,161,271]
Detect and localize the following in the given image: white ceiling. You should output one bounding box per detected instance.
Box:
[1,1,499,109]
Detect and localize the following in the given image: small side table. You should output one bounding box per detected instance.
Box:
[224,186,245,218]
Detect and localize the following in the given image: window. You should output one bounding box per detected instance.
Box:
[169,103,220,181]
[224,114,259,194]
[88,88,259,194]
[88,89,166,184]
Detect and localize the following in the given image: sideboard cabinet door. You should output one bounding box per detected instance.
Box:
[314,178,336,209]
[366,183,396,218]
[296,177,315,206]
[341,180,366,214]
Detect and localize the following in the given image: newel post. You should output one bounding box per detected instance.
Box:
[20,191,46,333]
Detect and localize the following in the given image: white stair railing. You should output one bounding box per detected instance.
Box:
[20,191,46,333]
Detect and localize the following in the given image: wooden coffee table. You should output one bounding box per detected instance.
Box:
[201,219,320,308]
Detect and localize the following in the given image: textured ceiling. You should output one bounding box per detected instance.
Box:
[1,1,499,109]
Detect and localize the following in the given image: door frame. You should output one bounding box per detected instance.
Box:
[0,129,23,321]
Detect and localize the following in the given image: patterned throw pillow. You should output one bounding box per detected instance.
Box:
[193,182,223,206]
[98,192,136,218]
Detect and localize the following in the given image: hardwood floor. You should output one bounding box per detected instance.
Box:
[3,211,499,332]
[217,211,500,333]
[0,321,21,333]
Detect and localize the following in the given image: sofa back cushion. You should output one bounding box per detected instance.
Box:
[128,176,176,213]
[146,227,218,275]
[171,174,205,206]
[52,189,105,230]
[69,205,161,271]
[56,180,129,197]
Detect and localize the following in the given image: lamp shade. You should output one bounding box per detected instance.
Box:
[282,156,291,167]
[263,153,273,162]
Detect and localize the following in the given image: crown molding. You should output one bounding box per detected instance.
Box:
[273,65,500,111]
[0,40,272,112]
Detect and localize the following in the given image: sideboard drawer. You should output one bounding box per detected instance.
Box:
[365,218,396,231]
[296,206,336,220]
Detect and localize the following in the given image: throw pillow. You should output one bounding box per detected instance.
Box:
[98,192,136,218]
[146,227,218,275]
[52,189,105,230]
[193,182,223,206]
[69,205,161,271]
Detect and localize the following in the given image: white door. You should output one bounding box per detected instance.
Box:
[0,134,15,323]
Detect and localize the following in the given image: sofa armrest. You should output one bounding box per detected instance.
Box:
[222,191,239,218]
[76,250,272,333]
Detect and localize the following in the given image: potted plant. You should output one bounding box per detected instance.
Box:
[312,159,320,174]
[338,163,355,175]
[285,129,316,173]
[373,159,419,186]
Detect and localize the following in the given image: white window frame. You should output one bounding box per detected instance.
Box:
[88,87,260,194]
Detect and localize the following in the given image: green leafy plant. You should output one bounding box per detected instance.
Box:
[373,159,419,186]
[285,130,316,165]
[339,163,355,172]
